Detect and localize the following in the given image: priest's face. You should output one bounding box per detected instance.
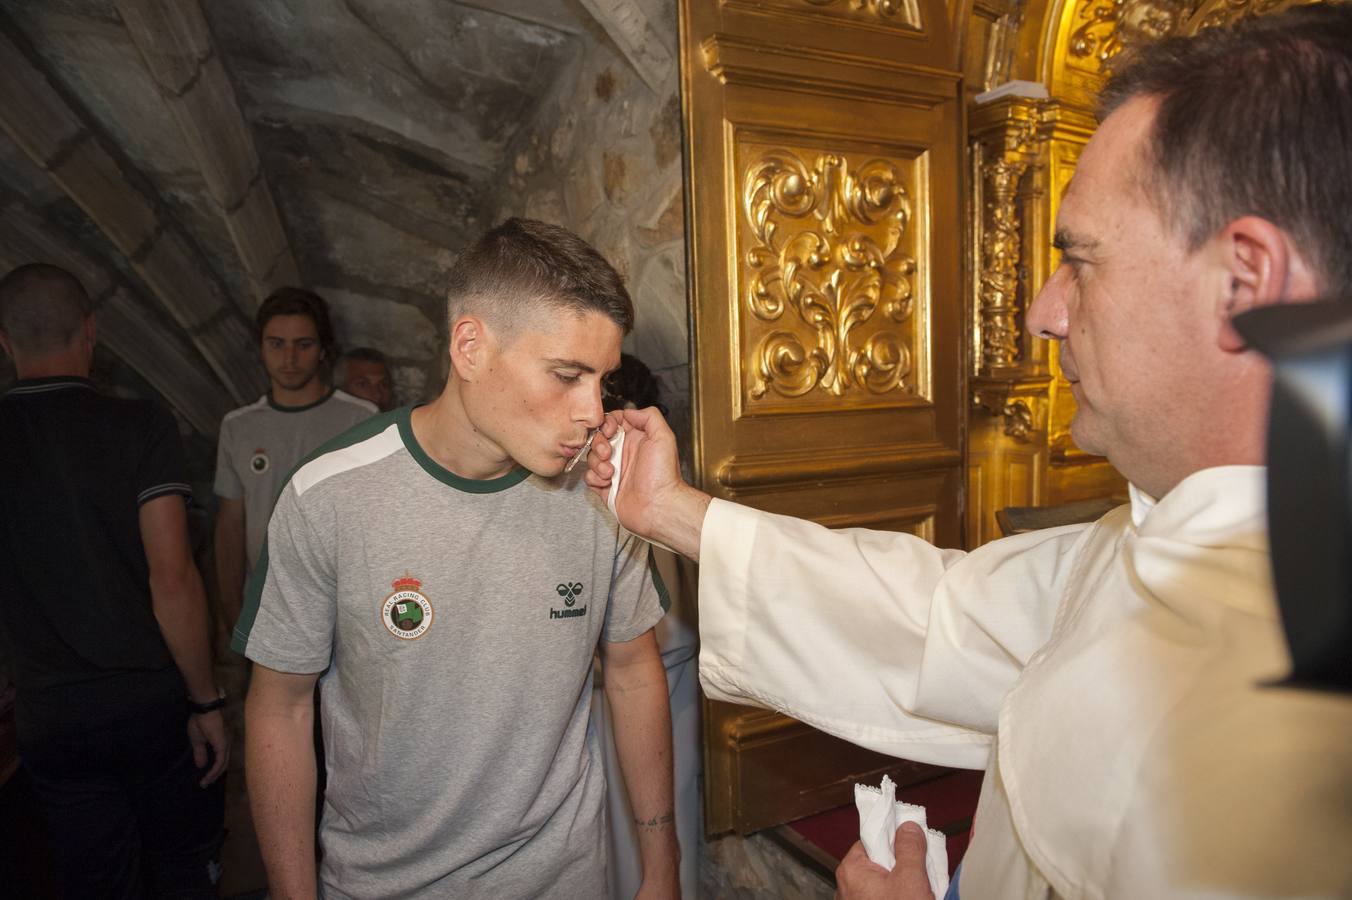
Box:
[1026,96,1226,492]
[459,306,620,478]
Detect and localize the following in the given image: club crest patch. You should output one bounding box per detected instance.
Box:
[382,574,434,640]
[250,448,270,474]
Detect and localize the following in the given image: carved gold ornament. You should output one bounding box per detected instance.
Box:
[741,148,917,406]
[1193,0,1318,30]
[975,114,1040,374]
[800,0,922,23]
[1068,0,1201,72]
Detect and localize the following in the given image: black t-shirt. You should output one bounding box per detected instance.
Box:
[0,377,191,741]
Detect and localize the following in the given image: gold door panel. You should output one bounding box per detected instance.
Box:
[681,0,965,835]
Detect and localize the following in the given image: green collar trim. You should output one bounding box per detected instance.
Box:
[397,406,531,493]
[267,388,333,413]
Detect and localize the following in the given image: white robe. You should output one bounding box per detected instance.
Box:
[698,465,1352,899]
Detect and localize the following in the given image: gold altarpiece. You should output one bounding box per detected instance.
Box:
[680,0,1322,836]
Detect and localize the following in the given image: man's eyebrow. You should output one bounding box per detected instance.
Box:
[545,357,598,374]
[1052,228,1097,254]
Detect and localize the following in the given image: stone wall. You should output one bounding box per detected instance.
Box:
[486,0,692,463]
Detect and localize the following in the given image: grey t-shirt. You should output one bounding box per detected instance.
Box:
[213,390,375,568]
[233,408,666,899]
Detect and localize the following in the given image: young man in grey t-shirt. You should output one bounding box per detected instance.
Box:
[213,288,374,641]
[236,219,678,899]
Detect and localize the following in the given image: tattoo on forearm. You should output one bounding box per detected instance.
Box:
[635,811,675,830]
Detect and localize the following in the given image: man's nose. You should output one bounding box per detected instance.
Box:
[576,383,605,429]
[1026,265,1070,341]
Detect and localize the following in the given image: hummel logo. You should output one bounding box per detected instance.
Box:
[556,582,584,607]
[551,582,587,620]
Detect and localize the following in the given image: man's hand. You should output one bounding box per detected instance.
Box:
[187,708,230,787]
[835,822,936,900]
[584,407,710,561]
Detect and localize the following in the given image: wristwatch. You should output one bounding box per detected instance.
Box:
[187,688,227,715]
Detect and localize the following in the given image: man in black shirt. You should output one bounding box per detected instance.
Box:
[0,264,228,898]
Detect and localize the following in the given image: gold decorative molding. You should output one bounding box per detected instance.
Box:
[1000,398,1034,439]
[970,99,1045,377]
[1067,0,1201,74]
[717,442,960,490]
[1190,0,1318,31]
[801,0,922,24]
[699,35,955,105]
[972,379,1047,441]
[721,0,925,31]
[738,143,923,411]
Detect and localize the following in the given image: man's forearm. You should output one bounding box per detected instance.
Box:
[214,506,247,631]
[246,696,318,899]
[605,645,679,887]
[150,566,218,702]
[649,484,712,563]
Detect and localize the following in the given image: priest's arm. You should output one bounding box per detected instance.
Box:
[586,407,1093,769]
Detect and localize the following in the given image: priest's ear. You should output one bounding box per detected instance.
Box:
[1216,216,1320,352]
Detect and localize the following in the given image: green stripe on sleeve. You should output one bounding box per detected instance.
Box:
[648,549,671,613]
[231,537,270,655]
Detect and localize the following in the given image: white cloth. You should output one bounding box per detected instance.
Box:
[855,775,949,898]
[698,466,1352,899]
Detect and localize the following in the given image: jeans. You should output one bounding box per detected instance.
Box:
[945,862,962,900]
[22,697,225,899]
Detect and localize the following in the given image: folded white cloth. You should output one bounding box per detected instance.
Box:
[854,775,949,898]
[605,430,680,554]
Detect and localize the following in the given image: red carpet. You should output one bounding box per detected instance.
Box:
[781,768,983,877]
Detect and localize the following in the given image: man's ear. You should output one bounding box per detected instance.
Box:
[1216,216,1316,351]
[0,328,13,362]
[448,315,489,382]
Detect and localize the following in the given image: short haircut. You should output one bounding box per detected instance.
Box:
[340,346,388,366]
[256,287,336,360]
[1100,3,1352,298]
[335,346,388,384]
[445,218,634,337]
[0,263,93,356]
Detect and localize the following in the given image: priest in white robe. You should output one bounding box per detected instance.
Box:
[586,6,1352,899]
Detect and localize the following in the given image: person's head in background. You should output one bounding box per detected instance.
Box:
[436,217,634,478]
[255,287,336,405]
[0,264,95,378]
[602,353,668,417]
[337,347,395,412]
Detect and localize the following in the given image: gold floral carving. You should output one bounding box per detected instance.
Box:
[1067,0,1201,73]
[800,0,922,24]
[1191,0,1313,31]
[741,148,916,404]
[976,114,1039,373]
[1001,399,1034,440]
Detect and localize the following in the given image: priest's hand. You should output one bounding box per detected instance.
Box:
[835,822,936,900]
[584,407,710,561]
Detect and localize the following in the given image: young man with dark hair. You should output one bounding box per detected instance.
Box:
[213,287,375,639]
[588,6,1352,899]
[236,219,678,898]
[336,346,395,412]
[0,263,228,898]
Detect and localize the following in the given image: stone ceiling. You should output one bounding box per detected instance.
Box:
[0,0,611,434]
